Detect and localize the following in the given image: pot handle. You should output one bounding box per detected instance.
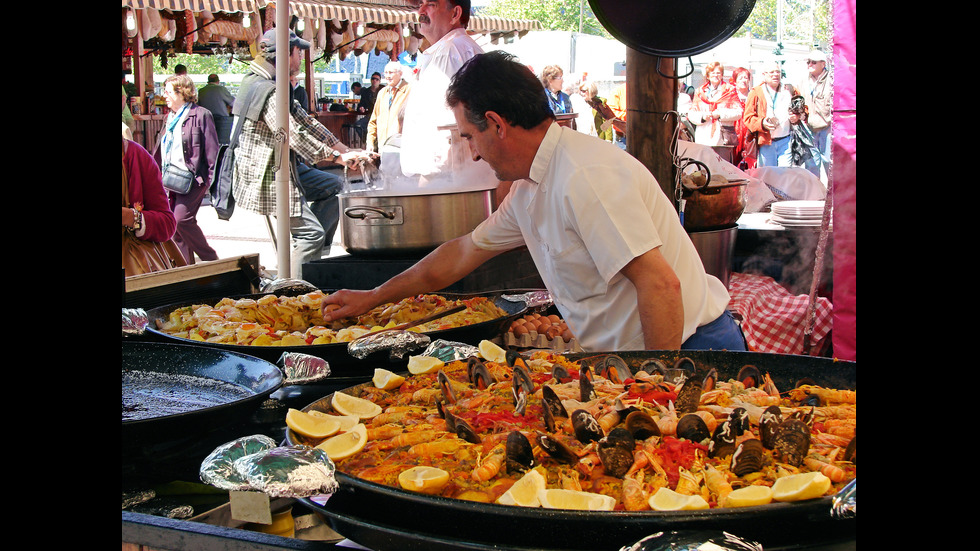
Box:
[657,56,695,80]
[679,158,712,190]
[344,205,396,220]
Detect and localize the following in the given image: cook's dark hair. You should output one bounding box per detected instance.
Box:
[446,50,554,132]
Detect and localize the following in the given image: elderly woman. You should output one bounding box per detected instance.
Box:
[729,67,755,169]
[152,73,220,264]
[689,62,742,147]
[540,65,573,115]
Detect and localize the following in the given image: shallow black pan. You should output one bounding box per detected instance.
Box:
[141,291,529,378]
[589,0,756,58]
[122,341,283,455]
[289,350,855,551]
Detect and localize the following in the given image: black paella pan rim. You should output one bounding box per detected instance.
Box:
[140,290,530,376]
[288,350,855,550]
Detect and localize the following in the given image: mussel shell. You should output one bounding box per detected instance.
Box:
[676,413,711,443]
[505,431,535,474]
[536,432,580,465]
[758,405,783,449]
[637,358,668,377]
[467,357,496,389]
[737,364,763,388]
[552,364,572,383]
[571,409,604,444]
[772,418,811,466]
[595,354,632,384]
[597,428,635,478]
[437,370,457,403]
[730,438,765,476]
[702,367,718,392]
[674,377,703,414]
[454,417,482,444]
[708,410,745,458]
[672,356,696,372]
[512,364,535,394]
[579,364,596,402]
[506,349,526,369]
[513,385,528,416]
[625,410,661,440]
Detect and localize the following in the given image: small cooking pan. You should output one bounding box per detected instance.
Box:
[589,0,757,58]
[141,291,529,378]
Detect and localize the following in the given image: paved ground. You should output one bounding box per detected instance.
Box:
[194,204,347,277]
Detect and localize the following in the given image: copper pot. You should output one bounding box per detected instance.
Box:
[679,159,747,231]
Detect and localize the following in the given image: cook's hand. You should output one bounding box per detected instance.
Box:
[788,113,801,125]
[322,289,377,322]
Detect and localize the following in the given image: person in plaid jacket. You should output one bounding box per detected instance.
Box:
[232,29,368,279]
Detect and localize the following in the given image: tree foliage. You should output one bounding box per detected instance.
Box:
[480,0,612,39]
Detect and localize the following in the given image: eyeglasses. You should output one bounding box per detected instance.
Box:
[806,60,822,65]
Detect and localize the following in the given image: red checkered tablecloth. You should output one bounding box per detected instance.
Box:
[728,272,833,355]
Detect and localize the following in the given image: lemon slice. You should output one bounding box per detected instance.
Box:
[497,468,546,507]
[478,340,507,363]
[407,355,444,375]
[308,411,360,431]
[373,368,406,390]
[397,466,450,494]
[285,408,342,439]
[537,488,616,511]
[648,487,710,511]
[315,423,368,461]
[771,471,832,502]
[331,391,382,420]
[722,485,773,508]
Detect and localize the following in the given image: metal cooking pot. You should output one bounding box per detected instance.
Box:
[290,350,856,551]
[680,159,747,231]
[340,188,497,256]
[589,0,757,58]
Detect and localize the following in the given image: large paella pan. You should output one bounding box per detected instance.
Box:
[286,350,856,550]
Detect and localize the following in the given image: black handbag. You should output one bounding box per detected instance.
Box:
[161,163,195,194]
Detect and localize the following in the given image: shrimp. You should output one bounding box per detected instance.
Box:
[788,385,856,405]
[366,423,405,441]
[408,439,466,458]
[804,454,847,483]
[622,471,651,511]
[822,419,856,440]
[376,429,447,450]
[472,443,506,481]
[703,464,734,507]
[674,465,702,496]
[655,402,679,436]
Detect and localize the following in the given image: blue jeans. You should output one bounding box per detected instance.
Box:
[681,310,747,351]
[758,135,791,167]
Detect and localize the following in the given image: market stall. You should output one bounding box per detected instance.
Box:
[122,1,856,549]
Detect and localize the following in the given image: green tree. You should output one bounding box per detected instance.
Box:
[481,0,612,39]
[734,0,832,49]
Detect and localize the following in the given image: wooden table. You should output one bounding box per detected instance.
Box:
[315,111,363,148]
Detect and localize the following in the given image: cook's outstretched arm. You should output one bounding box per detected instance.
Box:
[321,234,502,321]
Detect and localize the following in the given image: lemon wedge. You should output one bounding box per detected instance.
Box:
[722,484,773,508]
[331,391,382,420]
[648,487,710,511]
[407,355,444,375]
[478,340,507,363]
[285,408,342,439]
[308,411,360,431]
[771,471,832,502]
[537,488,616,511]
[373,368,406,390]
[397,466,450,494]
[497,468,546,507]
[315,423,368,461]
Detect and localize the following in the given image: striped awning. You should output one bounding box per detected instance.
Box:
[123,0,541,33]
[122,0,261,13]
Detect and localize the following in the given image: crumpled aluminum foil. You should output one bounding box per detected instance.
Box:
[620,531,762,551]
[501,289,553,309]
[199,434,279,492]
[278,352,331,384]
[418,339,479,363]
[122,308,149,336]
[231,445,339,498]
[831,478,856,519]
[347,330,431,360]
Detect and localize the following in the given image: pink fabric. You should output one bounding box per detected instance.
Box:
[832,0,857,360]
[728,273,833,355]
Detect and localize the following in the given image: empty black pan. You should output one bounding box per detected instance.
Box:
[589,0,757,58]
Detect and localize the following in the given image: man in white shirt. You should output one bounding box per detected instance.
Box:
[399,0,496,190]
[323,51,743,352]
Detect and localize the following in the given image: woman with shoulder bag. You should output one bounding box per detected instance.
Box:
[153,73,220,264]
[123,138,186,276]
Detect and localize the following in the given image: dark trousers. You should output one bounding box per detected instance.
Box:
[295,162,343,248]
[169,179,218,264]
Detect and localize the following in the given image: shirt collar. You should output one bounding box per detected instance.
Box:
[528,122,562,187]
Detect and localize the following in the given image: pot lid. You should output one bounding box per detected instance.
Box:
[589,0,757,58]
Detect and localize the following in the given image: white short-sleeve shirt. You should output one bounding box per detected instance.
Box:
[471,124,730,351]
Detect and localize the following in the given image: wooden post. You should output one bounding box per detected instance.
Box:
[625,48,677,205]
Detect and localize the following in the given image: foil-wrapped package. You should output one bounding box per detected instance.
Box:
[199,434,278,491]
[279,352,331,384]
[620,531,762,551]
[232,445,339,498]
[347,330,430,360]
[122,308,148,336]
[501,289,552,310]
[832,478,856,519]
[419,339,479,363]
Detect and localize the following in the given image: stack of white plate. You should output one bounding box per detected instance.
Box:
[770,200,828,228]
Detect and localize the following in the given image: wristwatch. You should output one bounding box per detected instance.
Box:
[331,149,342,162]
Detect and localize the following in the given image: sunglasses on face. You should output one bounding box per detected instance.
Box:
[807,60,822,65]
